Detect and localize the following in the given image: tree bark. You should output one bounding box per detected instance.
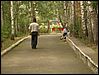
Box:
[1,2,3,27]
[10,1,15,40]
[83,1,88,37]
[91,1,98,45]
[31,1,36,22]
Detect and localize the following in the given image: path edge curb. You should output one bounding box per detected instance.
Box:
[67,37,98,74]
[1,36,30,56]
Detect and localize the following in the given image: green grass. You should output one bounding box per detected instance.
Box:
[79,38,98,52]
[1,36,25,51]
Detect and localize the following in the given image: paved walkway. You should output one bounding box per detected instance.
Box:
[1,35,94,74]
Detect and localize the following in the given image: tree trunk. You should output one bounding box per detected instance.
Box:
[14,1,18,37]
[83,1,88,38]
[77,1,82,38]
[63,1,68,27]
[10,1,15,40]
[47,20,50,33]
[88,12,94,43]
[73,1,78,37]
[91,10,98,45]
[69,1,74,36]
[91,1,98,45]
[31,1,36,22]
[1,2,3,48]
[1,2,3,27]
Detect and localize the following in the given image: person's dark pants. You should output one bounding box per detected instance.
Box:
[31,32,38,49]
[63,33,67,39]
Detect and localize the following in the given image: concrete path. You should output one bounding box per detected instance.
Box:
[1,35,94,74]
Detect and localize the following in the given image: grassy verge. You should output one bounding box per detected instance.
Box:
[78,38,98,52]
[1,35,27,51]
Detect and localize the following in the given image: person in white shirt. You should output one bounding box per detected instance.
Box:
[28,17,39,49]
[61,26,68,42]
[63,27,67,41]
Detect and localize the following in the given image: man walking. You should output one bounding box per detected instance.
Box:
[28,17,39,49]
